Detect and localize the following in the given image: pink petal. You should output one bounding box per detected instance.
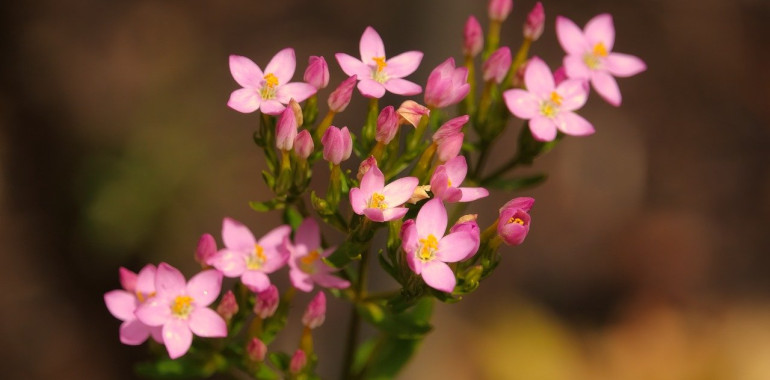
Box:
[349,188,367,215]
[382,176,418,207]
[458,187,489,202]
[258,225,292,250]
[155,263,186,296]
[384,78,422,96]
[210,249,247,277]
[135,297,171,327]
[151,326,164,343]
[260,100,285,115]
[264,47,296,84]
[361,164,385,197]
[556,16,588,55]
[421,261,456,293]
[228,88,261,114]
[119,267,137,292]
[503,89,540,119]
[401,220,418,257]
[563,55,591,80]
[443,156,468,185]
[363,207,408,222]
[383,51,423,78]
[529,116,558,141]
[605,53,646,77]
[242,270,270,292]
[437,231,475,262]
[360,26,386,65]
[186,270,222,307]
[189,307,227,338]
[554,111,595,136]
[260,247,289,274]
[556,79,589,112]
[591,71,622,106]
[222,218,256,251]
[229,55,263,88]
[358,78,386,98]
[120,319,151,345]
[135,265,157,294]
[276,82,317,103]
[429,166,451,199]
[105,290,137,321]
[295,218,320,253]
[289,267,314,292]
[163,320,193,359]
[524,57,555,98]
[416,198,447,240]
[312,273,351,289]
[335,53,370,77]
[584,13,615,52]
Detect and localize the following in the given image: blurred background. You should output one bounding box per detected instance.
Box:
[2,0,769,379]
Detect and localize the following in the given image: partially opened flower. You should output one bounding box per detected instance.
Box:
[336,26,423,98]
[228,48,317,115]
[497,197,535,246]
[503,56,593,141]
[321,126,352,165]
[429,156,489,203]
[135,263,226,359]
[556,14,646,106]
[328,75,357,113]
[424,58,470,109]
[349,160,418,222]
[104,265,163,345]
[396,100,430,127]
[401,199,476,292]
[209,218,290,293]
[288,218,351,292]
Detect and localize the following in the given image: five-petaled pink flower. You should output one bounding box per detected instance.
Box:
[135,263,227,359]
[350,160,418,222]
[228,48,317,115]
[556,14,646,106]
[104,265,163,346]
[287,218,351,292]
[429,156,489,203]
[210,218,290,293]
[336,26,423,98]
[401,199,476,293]
[503,56,594,141]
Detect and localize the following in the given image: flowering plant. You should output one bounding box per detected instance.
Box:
[104,1,644,378]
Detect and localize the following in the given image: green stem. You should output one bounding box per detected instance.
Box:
[481,154,522,185]
[484,20,502,59]
[315,110,336,142]
[341,240,372,379]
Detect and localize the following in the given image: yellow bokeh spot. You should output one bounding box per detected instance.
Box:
[171,295,194,317]
[373,56,387,72]
[418,234,439,261]
[264,73,279,88]
[550,91,563,106]
[369,193,387,210]
[593,42,608,57]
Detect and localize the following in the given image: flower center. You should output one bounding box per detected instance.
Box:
[261,73,279,99]
[373,57,387,72]
[368,192,387,209]
[583,42,608,70]
[417,234,439,262]
[447,178,453,187]
[507,217,525,225]
[300,250,320,273]
[247,244,267,270]
[593,42,608,57]
[171,295,194,318]
[371,57,389,83]
[540,92,563,118]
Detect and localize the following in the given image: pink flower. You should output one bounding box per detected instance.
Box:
[289,349,307,374]
[227,49,317,115]
[497,197,534,246]
[436,132,463,163]
[135,263,226,359]
[302,292,326,329]
[328,75,357,113]
[396,100,430,127]
[294,130,314,159]
[336,26,423,98]
[304,56,329,90]
[287,218,351,292]
[432,115,469,143]
[463,16,484,57]
[556,14,647,106]
[524,2,546,41]
[254,284,279,319]
[321,126,352,165]
[375,106,399,144]
[349,160,418,222]
[209,218,290,293]
[429,156,489,203]
[195,233,217,267]
[357,155,377,181]
[424,58,470,109]
[104,265,163,345]
[483,47,512,84]
[503,57,594,141]
[216,290,238,322]
[450,217,481,260]
[275,106,298,151]
[401,199,476,292]
[488,0,513,22]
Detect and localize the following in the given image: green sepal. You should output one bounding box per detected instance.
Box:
[261,170,276,190]
[249,198,285,212]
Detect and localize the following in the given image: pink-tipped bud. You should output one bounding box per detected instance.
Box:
[483,47,512,84]
[488,0,513,22]
[357,156,377,181]
[424,58,470,109]
[247,337,267,362]
[463,16,484,57]
[289,349,307,374]
[432,115,470,144]
[216,290,239,322]
[304,56,329,90]
[328,75,357,113]
[523,2,545,41]
[302,292,327,329]
[254,285,279,319]
[397,100,430,127]
[195,233,217,267]
[295,130,314,160]
[275,106,298,151]
[321,126,352,165]
[450,217,481,260]
[375,106,399,144]
[552,66,567,86]
[118,267,137,292]
[436,132,464,163]
[497,197,535,246]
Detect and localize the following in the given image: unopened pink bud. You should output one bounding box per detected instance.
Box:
[118,267,137,292]
[432,115,470,144]
[524,2,545,41]
[275,106,298,151]
[328,75,357,112]
[289,349,307,374]
[376,106,399,143]
[195,233,217,267]
[397,100,430,127]
[321,126,352,165]
[497,197,534,246]
[483,47,512,84]
[294,130,314,159]
[488,0,513,22]
[463,16,484,57]
[436,132,464,163]
[357,156,377,181]
[254,285,279,319]
[216,290,239,322]
[450,218,481,260]
[424,58,470,109]
[247,337,267,362]
[302,292,326,329]
[552,66,567,86]
[304,56,329,90]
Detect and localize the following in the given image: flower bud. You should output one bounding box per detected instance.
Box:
[524,2,545,41]
[294,130,314,159]
[397,100,430,128]
[375,106,399,144]
[304,56,329,90]
[463,16,483,57]
[289,98,303,127]
[450,218,481,260]
[302,292,326,329]
[275,106,298,151]
[455,214,478,224]
[436,133,463,163]
[194,233,217,267]
[289,349,307,374]
[432,115,470,144]
[254,284,279,319]
[328,75,357,112]
[483,47,512,84]
[408,185,431,204]
[552,66,567,86]
[488,0,513,22]
[321,126,352,165]
[497,197,534,246]
[216,290,238,322]
[118,267,137,292]
[357,156,377,181]
[247,337,267,362]
[424,58,470,109]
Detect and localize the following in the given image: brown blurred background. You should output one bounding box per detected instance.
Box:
[2,0,769,379]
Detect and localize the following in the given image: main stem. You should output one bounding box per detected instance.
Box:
[341,239,371,379]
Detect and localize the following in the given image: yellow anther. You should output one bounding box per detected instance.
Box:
[301,250,320,266]
[171,295,194,317]
[136,291,156,303]
[369,193,387,209]
[264,73,279,88]
[507,217,525,225]
[593,42,608,57]
[373,56,387,72]
[541,103,556,117]
[418,234,439,261]
[550,91,563,106]
[247,244,267,269]
[447,179,453,187]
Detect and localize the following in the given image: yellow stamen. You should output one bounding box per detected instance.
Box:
[247,244,267,269]
[135,291,156,303]
[301,250,320,265]
[264,73,279,88]
[550,91,563,106]
[507,217,525,225]
[171,295,194,317]
[373,56,387,72]
[541,103,556,117]
[593,42,608,57]
[447,179,453,187]
[368,193,387,209]
[418,234,439,261]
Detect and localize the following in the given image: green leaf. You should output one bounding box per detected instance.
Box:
[357,298,433,338]
[255,364,279,379]
[268,352,291,371]
[261,170,276,190]
[485,173,547,191]
[249,199,285,212]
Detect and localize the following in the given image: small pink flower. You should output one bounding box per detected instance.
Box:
[349,161,418,222]
[302,292,326,329]
[450,217,481,260]
[254,284,279,319]
[247,337,268,362]
[294,130,314,159]
[432,115,469,144]
[275,106,298,151]
[227,49,317,115]
[375,106,399,144]
[503,56,594,141]
[401,199,476,292]
[304,56,330,90]
[429,156,489,203]
[524,2,546,41]
[463,16,484,57]
[216,290,238,322]
[104,265,163,345]
[328,75,357,113]
[321,126,352,165]
[289,349,307,374]
[135,263,226,359]
[396,100,430,127]
[336,26,423,98]
[488,0,513,22]
[424,58,470,109]
[209,218,290,293]
[287,218,351,292]
[497,197,534,246]
[195,233,217,267]
[435,132,464,163]
[483,47,512,84]
[556,14,646,106]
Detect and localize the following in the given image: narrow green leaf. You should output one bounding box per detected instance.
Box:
[249,199,285,212]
